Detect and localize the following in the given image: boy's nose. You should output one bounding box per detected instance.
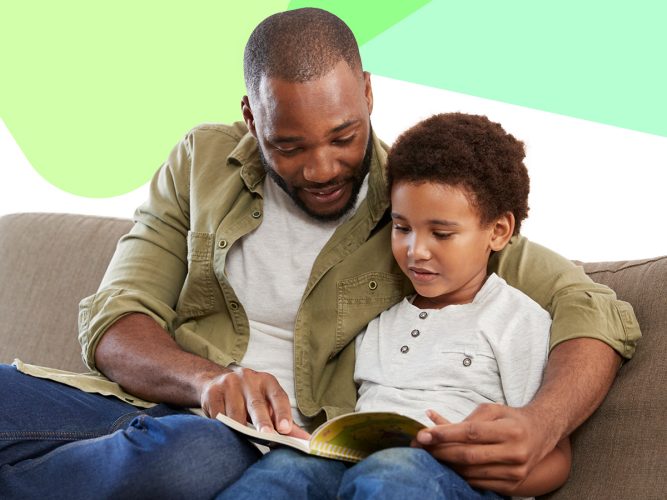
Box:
[408,236,431,261]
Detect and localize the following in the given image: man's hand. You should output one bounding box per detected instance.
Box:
[199,367,309,438]
[414,404,557,489]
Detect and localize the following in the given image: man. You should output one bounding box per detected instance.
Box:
[0,8,640,498]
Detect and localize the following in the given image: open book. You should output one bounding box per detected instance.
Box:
[216,411,426,463]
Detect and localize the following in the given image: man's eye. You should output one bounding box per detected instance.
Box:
[333,136,354,146]
[276,147,300,156]
[392,224,410,233]
[434,232,453,240]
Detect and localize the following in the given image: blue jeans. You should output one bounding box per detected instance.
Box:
[218,446,505,499]
[0,365,262,499]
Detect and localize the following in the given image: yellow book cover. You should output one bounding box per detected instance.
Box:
[215,411,426,463]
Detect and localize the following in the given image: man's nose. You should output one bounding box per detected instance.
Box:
[302,148,340,184]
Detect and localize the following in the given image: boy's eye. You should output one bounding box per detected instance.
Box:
[434,232,453,240]
[392,224,410,233]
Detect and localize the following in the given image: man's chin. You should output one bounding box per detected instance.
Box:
[297,200,353,222]
[297,185,355,221]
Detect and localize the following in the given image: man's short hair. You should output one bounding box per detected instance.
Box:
[244,8,362,99]
[387,113,530,234]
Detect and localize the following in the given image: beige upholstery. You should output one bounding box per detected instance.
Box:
[0,212,665,498]
[0,213,132,372]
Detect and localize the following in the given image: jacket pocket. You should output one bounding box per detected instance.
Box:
[334,271,405,357]
[175,231,218,318]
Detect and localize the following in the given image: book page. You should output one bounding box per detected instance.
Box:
[309,412,425,462]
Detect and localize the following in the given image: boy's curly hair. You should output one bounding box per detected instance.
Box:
[386,113,530,234]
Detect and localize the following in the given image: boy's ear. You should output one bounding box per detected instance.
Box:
[489,212,515,252]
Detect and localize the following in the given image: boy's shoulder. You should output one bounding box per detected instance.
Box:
[477,273,552,324]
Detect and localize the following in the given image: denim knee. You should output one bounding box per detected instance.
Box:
[117,414,262,498]
[218,448,346,500]
[340,447,490,500]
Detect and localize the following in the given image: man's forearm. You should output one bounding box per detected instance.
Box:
[528,337,621,446]
[95,313,228,406]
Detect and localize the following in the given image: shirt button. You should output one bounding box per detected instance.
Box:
[411,329,420,338]
[463,357,472,367]
[218,239,228,249]
[368,280,378,290]
[419,312,428,319]
[251,210,261,219]
[229,301,239,311]
[400,345,409,354]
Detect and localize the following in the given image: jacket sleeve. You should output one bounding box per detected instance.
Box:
[488,236,641,359]
[78,135,192,370]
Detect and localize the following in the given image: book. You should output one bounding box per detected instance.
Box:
[215,411,426,463]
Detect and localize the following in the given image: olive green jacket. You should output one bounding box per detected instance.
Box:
[16,122,641,422]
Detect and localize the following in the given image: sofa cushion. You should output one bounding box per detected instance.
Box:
[1,212,665,498]
[0,213,132,372]
[545,256,667,499]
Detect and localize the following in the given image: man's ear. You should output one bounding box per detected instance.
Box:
[241,95,257,137]
[489,212,515,252]
[363,71,374,115]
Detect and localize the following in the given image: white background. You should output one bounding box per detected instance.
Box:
[1,74,665,261]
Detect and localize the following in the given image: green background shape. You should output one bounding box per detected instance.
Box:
[0,0,428,197]
[1,0,664,198]
[288,0,432,45]
[361,0,666,138]
[1,1,286,197]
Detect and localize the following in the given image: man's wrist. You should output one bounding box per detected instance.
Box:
[521,399,565,452]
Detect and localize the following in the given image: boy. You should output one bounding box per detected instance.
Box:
[219,113,571,499]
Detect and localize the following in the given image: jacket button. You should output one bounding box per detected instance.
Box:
[251,210,261,219]
[411,329,420,338]
[229,302,239,311]
[419,312,428,319]
[463,357,472,367]
[400,345,409,354]
[368,280,378,290]
[218,239,228,249]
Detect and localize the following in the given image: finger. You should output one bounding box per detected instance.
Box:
[426,409,451,425]
[466,478,521,496]
[418,418,517,446]
[246,391,275,433]
[426,442,524,466]
[456,463,529,482]
[204,387,226,419]
[224,385,249,425]
[286,424,311,440]
[462,403,508,423]
[264,380,293,434]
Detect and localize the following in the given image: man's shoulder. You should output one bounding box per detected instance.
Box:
[185,121,249,143]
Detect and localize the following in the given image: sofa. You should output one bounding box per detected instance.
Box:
[1,212,665,499]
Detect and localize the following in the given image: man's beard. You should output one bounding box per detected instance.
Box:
[258,131,374,222]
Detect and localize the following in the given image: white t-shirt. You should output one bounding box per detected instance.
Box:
[354,273,551,425]
[226,174,368,425]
